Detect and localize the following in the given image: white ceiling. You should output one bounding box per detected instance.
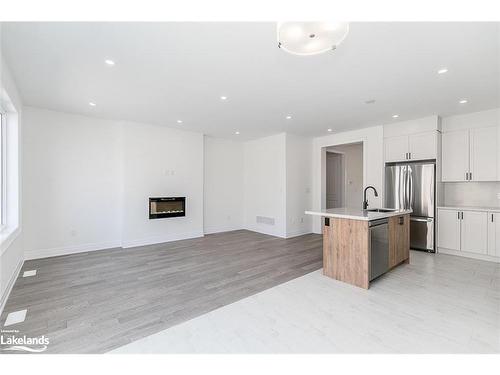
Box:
[1,22,499,139]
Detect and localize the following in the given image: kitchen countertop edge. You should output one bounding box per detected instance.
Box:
[305,208,413,221]
[437,205,500,212]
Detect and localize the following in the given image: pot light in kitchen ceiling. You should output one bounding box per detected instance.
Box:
[277,22,349,56]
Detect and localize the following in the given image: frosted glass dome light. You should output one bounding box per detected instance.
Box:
[277,22,349,56]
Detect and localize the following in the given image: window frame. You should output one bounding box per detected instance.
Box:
[0,108,7,230]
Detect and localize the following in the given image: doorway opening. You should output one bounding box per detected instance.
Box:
[325,142,363,209]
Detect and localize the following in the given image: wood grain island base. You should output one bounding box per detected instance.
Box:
[306,208,411,289]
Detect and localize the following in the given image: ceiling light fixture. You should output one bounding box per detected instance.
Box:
[277,22,349,56]
[104,59,115,66]
[235,131,240,135]
[89,102,96,107]
[392,114,399,119]
[459,99,468,104]
[286,115,292,120]
[177,120,183,124]
[220,96,228,100]
[327,128,333,132]
[437,68,448,74]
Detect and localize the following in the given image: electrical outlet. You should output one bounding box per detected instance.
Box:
[497,192,500,200]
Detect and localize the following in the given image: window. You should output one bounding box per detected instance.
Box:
[0,108,6,229]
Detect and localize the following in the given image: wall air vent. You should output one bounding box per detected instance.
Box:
[256,216,275,226]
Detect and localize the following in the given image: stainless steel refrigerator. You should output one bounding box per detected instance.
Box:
[385,161,435,252]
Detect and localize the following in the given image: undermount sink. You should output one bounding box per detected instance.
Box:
[366,208,397,213]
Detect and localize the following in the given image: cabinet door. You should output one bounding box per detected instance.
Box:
[389,215,410,267]
[385,135,408,162]
[409,131,437,161]
[470,126,498,181]
[461,211,488,254]
[442,130,469,182]
[487,212,500,257]
[437,209,461,250]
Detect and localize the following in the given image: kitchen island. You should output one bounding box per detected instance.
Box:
[305,208,412,289]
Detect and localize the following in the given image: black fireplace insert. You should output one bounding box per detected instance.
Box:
[149,197,185,219]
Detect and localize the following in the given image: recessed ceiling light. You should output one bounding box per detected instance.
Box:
[89,102,96,107]
[437,68,448,74]
[327,128,332,132]
[235,131,240,135]
[220,96,228,100]
[286,115,292,120]
[104,59,115,66]
[459,99,468,104]
[177,120,183,124]
[392,114,399,119]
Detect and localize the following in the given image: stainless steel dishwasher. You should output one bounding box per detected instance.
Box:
[369,218,389,281]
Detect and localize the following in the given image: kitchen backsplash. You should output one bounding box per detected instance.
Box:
[443,182,500,208]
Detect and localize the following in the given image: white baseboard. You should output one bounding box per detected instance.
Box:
[121,231,204,248]
[203,225,244,235]
[0,258,23,318]
[25,240,122,260]
[285,229,313,239]
[438,247,500,263]
[243,225,286,238]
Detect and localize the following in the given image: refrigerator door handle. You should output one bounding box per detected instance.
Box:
[410,217,433,222]
[405,166,410,209]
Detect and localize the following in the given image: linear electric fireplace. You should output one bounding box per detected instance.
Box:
[149,197,186,219]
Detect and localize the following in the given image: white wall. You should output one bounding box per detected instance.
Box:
[243,133,287,237]
[327,142,363,209]
[312,126,384,233]
[0,54,23,310]
[204,136,244,234]
[21,108,205,257]
[121,121,204,247]
[23,107,122,259]
[285,134,313,237]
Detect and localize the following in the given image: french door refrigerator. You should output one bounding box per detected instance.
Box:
[385,161,436,252]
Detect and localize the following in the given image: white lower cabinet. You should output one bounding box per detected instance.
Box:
[437,209,461,250]
[461,211,488,254]
[437,208,492,258]
[487,212,500,257]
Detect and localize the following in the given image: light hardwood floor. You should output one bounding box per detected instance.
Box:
[0,230,322,353]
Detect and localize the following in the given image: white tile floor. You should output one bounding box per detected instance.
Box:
[112,251,500,354]
[4,309,27,327]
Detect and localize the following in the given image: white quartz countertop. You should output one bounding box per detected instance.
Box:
[305,207,413,221]
[437,205,500,212]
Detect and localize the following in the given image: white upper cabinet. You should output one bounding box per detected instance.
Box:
[384,135,408,162]
[461,210,488,254]
[385,131,437,163]
[470,126,498,181]
[442,126,499,182]
[442,130,469,182]
[409,131,437,161]
[487,212,500,257]
[437,209,461,250]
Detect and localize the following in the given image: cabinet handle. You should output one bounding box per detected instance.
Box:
[492,214,494,223]
[461,212,464,220]
[409,152,411,159]
[457,212,460,220]
[470,172,472,181]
